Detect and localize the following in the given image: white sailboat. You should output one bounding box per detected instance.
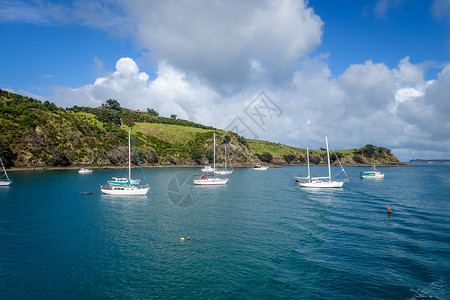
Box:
[296,137,346,188]
[0,158,12,186]
[215,145,233,175]
[101,131,149,195]
[194,133,229,185]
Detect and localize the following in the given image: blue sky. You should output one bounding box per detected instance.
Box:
[1,0,450,161]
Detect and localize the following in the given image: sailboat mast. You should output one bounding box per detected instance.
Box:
[128,130,131,182]
[1,158,9,181]
[213,133,216,171]
[326,136,331,181]
[306,148,310,182]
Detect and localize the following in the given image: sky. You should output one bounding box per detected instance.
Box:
[1,0,450,161]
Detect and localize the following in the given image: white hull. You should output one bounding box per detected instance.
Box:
[0,180,12,186]
[253,166,268,171]
[214,169,233,175]
[201,166,216,172]
[193,177,229,185]
[361,172,384,179]
[79,168,93,174]
[299,180,343,188]
[101,185,149,195]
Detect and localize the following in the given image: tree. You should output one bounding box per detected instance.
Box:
[52,149,71,167]
[96,108,121,126]
[353,154,365,164]
[222,135,231,144]
[205,149,214,163]
[170,114,177,120]
[283,154,295,164]
[105,99,121,110]
[147,108,159,116]
[0,141,15,168]
[256,152,273,163]
[191,149,204,165]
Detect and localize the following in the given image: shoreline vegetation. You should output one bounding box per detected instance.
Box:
[1,89,405,169]
[7,163,411,172]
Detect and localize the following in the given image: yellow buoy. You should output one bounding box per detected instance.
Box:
[180,237,185,241]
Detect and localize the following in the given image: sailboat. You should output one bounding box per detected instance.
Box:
[0,158,12,186]
[194,133,229,185]
[101,131,149,195]
[215,144,233,175]
[296,137,347,188]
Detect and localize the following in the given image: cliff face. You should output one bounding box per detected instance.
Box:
[1,90,404,168]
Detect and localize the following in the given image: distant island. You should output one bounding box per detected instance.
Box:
[0,89,405,169]
[409,159,450,164]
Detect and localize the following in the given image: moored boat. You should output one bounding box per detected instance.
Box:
[79,168,93,174]
[296,137,348,188]
[101,131,149,195]
[360,165,384,179]
[194,133,228,185]
[252,164,268,171]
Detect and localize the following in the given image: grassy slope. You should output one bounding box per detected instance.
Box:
[0,90,403,167]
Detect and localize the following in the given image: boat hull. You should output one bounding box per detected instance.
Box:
[299,180,344,188]
[101,186,149,195]
[214,170,233,175]
[360,172,384,179]
[253,167,268,171]
[0,181,12,186]
[193,178,229,185]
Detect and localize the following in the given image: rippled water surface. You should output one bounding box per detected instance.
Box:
[1,165,449,299]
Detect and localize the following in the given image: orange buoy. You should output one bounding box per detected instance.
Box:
[387,204,392,214]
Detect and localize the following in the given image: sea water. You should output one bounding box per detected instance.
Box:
[0,165,449,299]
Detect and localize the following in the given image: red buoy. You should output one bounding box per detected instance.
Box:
[387,204,392,214]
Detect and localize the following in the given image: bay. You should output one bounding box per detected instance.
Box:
[1,165,449,299]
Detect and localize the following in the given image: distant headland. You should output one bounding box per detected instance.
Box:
[409,159,450,164]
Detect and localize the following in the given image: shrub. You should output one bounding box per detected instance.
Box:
[283,154,295,164]
[256,152,273,163]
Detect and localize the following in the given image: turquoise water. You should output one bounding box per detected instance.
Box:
[1,166,449,299]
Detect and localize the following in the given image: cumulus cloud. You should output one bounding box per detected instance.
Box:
[95,0,323,90]
[54,57,219,120]
[53,54,450,161]
[9,0,449,160]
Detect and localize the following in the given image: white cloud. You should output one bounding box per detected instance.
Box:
[54,57,219,121]
[12,0,448,160]
[431,0,450,22]
[93,0,323,89]
[374,0,405,18]
[53,54,450,161]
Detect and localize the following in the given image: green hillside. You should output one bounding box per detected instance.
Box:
[247,139,404,166]
[0,89,404,169]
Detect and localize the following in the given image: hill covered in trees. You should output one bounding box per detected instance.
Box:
[0,90,404,169]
